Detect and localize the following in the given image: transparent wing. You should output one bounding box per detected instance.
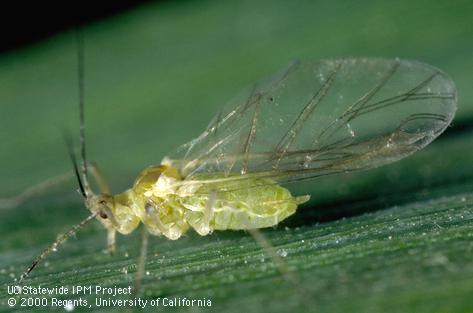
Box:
[168,58,456,186]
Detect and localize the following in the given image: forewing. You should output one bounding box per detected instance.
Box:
[169,58,456,185]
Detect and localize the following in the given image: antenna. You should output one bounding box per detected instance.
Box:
[17,212,98,285]
[64,131,87,199]
[16,28,98,285]
[76,28,89,193]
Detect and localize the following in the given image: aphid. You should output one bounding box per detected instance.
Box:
[14,52,456,290]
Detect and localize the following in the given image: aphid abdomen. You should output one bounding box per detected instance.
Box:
[180,175,310,235]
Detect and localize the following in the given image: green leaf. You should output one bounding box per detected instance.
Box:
[1,1,472,312]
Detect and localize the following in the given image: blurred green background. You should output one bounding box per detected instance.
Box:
[0,0,472,312]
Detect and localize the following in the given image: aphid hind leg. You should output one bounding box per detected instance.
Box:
[247,228,299,285]
[248,229,311,303]
[0,172,73,209]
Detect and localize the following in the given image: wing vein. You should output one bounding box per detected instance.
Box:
[242,101,262,174]
[272,60,342,168]
[313,59,401,147]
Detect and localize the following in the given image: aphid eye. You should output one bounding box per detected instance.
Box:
[99,200,106,205]
[99,212,108,219]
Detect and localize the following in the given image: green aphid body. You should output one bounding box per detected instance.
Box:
[109,165,309,240]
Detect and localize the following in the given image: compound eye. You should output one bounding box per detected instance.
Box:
[99,211,108,219]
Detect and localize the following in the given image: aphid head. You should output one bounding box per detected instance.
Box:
[86,190,140,235]
[86,194,117,229]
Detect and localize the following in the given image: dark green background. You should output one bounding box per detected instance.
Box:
[1,1,472,312]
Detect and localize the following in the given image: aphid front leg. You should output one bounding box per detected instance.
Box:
[87,161,112,195]
[0,172,72,209]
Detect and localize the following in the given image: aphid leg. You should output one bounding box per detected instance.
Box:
[248,229,312,303]
[133,226,149,295]
[247,228,299,285]
[0,172,73,209]
[107,229,116,255]
[204,190,217,233]
[87,161,111,195]
[17,212,98,285]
